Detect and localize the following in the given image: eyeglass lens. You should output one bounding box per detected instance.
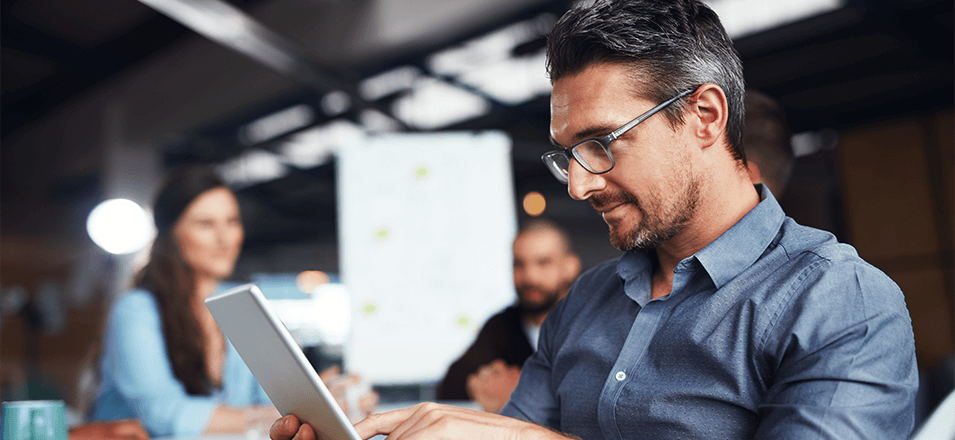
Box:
[543,140,612,184]
[574,140,613,173]
[544,151,571,183]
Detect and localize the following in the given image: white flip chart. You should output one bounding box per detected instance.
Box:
[337,131,516,384]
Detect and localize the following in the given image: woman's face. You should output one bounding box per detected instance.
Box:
[173,187,244,282]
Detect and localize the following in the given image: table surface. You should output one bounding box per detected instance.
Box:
[157,435,263,440]
[157,400,482,440]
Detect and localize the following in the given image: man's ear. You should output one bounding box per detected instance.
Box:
[687,83,729,149]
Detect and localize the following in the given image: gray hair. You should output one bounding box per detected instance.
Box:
[546,0,747,163]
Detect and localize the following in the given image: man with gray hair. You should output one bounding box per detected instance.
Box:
[272,1,917,438]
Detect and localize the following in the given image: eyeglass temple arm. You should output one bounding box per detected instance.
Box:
[608,89,696,141]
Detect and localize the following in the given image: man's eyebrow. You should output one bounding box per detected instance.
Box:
[550,123,618,148]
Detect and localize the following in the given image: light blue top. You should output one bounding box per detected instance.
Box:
[501,185,919,439]
[92,288,271,437]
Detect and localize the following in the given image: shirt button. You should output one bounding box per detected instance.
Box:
[615,371,626,381]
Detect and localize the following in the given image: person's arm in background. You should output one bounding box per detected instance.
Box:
[438,310,519,402]
[437,327,502,401]
[203,406,278,435]
[319,365,378,422]
[467,359,522,413]
[69,420,149,440]
[753,260,919,439]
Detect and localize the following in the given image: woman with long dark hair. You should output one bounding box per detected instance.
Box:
[92,165,278,437]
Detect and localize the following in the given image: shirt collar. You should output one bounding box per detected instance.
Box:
[617,248,654,306]
[694,184,785,289]
[616,184,785,301]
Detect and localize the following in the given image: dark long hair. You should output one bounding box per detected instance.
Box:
[137,165,231,395]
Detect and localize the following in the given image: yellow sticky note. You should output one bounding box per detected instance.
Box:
[363,302,378,316]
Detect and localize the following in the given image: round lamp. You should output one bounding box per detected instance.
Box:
[87,198,154,255]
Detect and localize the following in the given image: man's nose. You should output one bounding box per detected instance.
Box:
[567,158,604,200]
[522,264,544,283]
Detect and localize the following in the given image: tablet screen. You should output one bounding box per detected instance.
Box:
[206,283,362,440]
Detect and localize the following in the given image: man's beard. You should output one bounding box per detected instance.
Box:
[516,285,563,316]
[590,178,701,252]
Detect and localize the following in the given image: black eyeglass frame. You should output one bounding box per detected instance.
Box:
[541,87,697,183]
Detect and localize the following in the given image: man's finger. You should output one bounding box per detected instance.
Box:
[270,414,301,440]
[293,423,317,440]
[353,404,425,439]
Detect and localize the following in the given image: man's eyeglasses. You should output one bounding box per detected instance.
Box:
[541,88,696,184]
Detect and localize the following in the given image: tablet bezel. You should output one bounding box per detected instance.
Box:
[205,283,362,440]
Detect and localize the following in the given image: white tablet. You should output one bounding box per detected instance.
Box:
[205,283,362,440]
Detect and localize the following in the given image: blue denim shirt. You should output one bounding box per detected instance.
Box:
[501,186,918,439]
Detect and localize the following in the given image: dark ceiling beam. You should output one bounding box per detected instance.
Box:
[137,0,406,130]
[160,1,569,169]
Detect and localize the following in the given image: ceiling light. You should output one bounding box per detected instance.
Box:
[391,77,490,130]
[703,0,845,38]
[280,119,366,168]
[321,91,352,116]
[239,104,316,145]
[457,50,551,105]
[359,65,423,101]
[359,109,403,133]
[428,14,556,77]
[138,0,302,76]
[217,149,288,188]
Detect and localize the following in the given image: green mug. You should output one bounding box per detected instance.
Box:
[1,400,68,440]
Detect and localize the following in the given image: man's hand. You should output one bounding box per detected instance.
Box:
[270,403,571,440]
[69,420,149,440]
[467,359,522,413]
[354,402,564,440]
[269,414,315,440]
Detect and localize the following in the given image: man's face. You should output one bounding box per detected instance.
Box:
[550,63,702,251]
[512,229,576,314]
